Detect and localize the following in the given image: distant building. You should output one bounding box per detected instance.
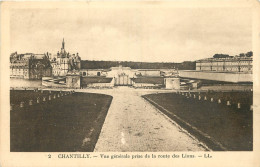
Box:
[50,39,81,76]
[196,57,252,72]
[10,39,81,80]
[10,52,52,79]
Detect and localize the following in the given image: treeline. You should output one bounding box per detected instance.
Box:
[213,51,253,58]
[81,60,196,70]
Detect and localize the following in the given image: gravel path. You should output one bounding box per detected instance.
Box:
[90,87,206,152]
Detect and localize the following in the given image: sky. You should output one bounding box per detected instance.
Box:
[10,5,252,62]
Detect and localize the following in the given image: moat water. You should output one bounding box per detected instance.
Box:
[10,78,42,88]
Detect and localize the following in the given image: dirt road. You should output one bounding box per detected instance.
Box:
[81,87,207,152]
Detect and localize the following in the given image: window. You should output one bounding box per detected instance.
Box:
[83,72,86,76]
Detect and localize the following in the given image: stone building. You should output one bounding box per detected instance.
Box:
[196,57,252,72]
[10,39,81,80]
[50,39,81,76]
[10,52,52,79]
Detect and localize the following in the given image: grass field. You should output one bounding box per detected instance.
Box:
[132,77,164,84]
[10,90,113,152]
[143,91,253,151]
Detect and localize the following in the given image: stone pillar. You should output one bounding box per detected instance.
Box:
[227,101,231,106]
[237,103,241,109]
[199,96,201,100]
[48,95,52,101]
[43,97,46,102]
[204,96,207,101]
[172,78,180,90]
[218,99,221,104]
[211,98,214,102]
[164,78,180,90]
[66,73,81,88]
[29,100,33,106]
[37,97,40,103]
[20,102,24,108]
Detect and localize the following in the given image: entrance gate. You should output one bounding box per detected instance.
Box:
[114,75,132,86]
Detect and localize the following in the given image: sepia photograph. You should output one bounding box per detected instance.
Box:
[1,0,260,166]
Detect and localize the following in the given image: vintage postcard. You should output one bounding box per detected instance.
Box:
[0,0,260,166]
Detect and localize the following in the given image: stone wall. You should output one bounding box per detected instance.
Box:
[86,83,114,88]
[66,75,81,88]
[179,70,253,83]
[131,77,164,84]
[132,83,161,88]
[81,76,113,88]
[137,70,161,76]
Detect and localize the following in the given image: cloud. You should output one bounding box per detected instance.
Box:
[10,7,252,62]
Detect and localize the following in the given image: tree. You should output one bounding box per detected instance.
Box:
[245,51,253,57]
[213,54,230,58]
[239,53,246,57]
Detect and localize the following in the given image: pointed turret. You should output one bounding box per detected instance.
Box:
[62,38,65,49]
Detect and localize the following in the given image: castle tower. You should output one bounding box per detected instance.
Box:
[61,38,66,56]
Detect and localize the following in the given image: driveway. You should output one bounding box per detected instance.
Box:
[76,87,206,151]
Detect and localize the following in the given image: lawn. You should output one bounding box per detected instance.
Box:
[132,77,164,84]
[10,90,58,105]
[10,90,113,152]
[142,91,253,151]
